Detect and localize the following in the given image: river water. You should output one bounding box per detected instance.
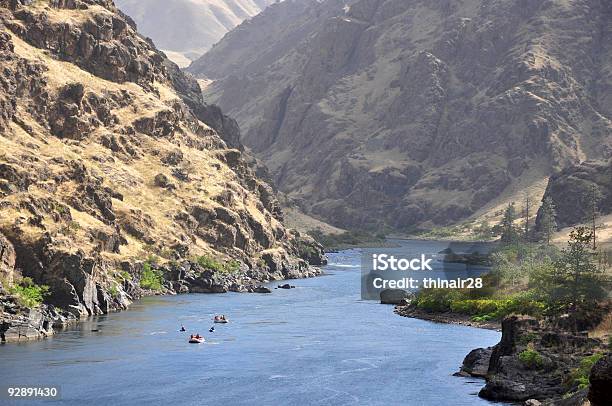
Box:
[1,242,501,405]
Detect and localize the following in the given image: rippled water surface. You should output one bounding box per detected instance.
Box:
[1,242,501,405]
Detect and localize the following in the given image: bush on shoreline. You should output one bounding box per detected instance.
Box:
[140,262,164,291]
[414,288,545,320]
[195,255,240,274]
[7,277,49,308]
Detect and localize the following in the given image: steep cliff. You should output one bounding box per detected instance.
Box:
[0,0,322,342]
[189,0,612,231]
[536,159,612,229]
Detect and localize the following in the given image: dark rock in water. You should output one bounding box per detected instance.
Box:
[278,284,292,289]
[252,286,271,294]
[588,354,612,406]
[380,289,412,305]
[458,347,492,378]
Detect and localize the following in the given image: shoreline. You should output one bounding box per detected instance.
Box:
[394,305,501,331]
[0,266,324,344]
[387,235,498,244]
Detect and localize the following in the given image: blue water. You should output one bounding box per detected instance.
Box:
[0,245,501,406]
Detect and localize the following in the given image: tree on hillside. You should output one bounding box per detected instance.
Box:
[544,227,608,320]
[539,196,557,245]
[586,184,602,250]
[498,202,519,244]
[523,192,531,241]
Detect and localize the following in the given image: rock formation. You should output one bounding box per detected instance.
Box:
[189,0,612,231]
[536,159,612,229]
[458,315,609,403]
[588,354,612,406]
[0,0,323,342]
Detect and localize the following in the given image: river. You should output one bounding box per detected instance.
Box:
[0,242,501,405]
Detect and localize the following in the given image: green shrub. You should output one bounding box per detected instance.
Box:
[415,289,465,312]
[447,295,545,320]
[140,263,164,291]
[567,353,604,390]
[518,345,544,369]
[518,332,539,346]
[8,277,49,308]
[195,255,240,273]
[225,259,241,273]
[451,299,499,315]
[58,221,81,236]
[108,284,119,298]
[471,314,494,322]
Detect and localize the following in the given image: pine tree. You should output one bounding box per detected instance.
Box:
[523,192,531,241]
[549,227,607,318]
[499,202,519,244]
[540,196,557,245]
[587,184,602,250]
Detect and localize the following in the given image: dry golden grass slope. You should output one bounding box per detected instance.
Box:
[0,0,321,317]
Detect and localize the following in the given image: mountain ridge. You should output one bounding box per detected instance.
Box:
[190,0,612,231]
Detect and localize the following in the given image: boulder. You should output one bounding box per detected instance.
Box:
[588,354,612,406]
[379,289,411,305]
[252,286,271,294]
[154,173,175,189]
[459,347,493,378]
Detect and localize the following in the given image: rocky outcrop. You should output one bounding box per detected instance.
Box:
[0,232,16,284]
[457,315,609,403]
[190,0,612,230]
[0,0,324,342]
[0,282,79,343]
[588,354,612,406]
[536,159,612,229]
[457,347,492,378]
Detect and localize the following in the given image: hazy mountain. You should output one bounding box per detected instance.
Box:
[189,0,612,231]
[114,0,278,66]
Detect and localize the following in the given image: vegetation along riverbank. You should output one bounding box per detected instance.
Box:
[395,194,611,405]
